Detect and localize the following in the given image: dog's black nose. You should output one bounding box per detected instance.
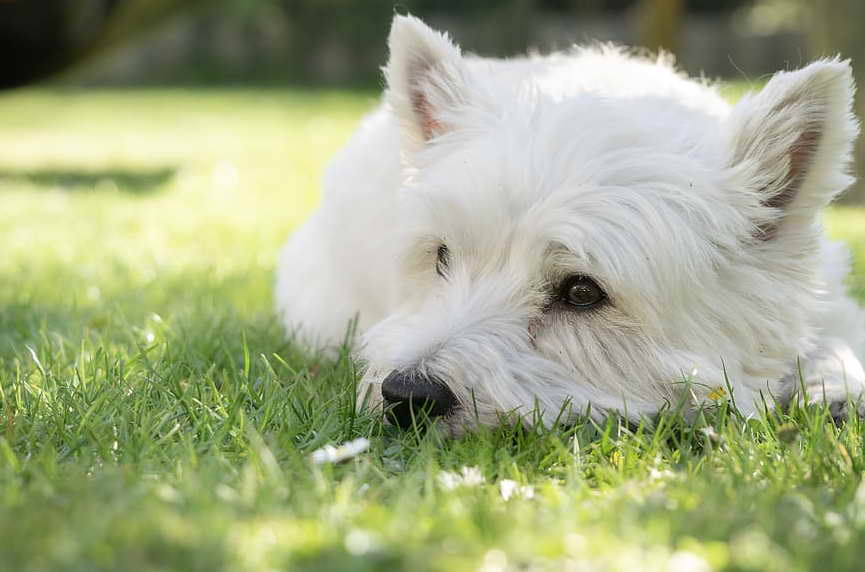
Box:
[381,370,457,429]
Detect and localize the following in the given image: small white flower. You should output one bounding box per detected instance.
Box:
[699,427,720,442]
[460,466,485,486]
[499,479,535,500]
[648,467,674,481]
[310,437,370,465]
[438,466,485,490]
[438,471,461,491]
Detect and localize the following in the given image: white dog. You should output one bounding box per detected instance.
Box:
[276,15,865,433]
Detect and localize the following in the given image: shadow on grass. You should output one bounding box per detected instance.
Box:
[0,166,177,194]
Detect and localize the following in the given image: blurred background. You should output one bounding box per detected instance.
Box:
[1,0,863,201]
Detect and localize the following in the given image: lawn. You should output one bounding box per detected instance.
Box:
[1,85,865,572]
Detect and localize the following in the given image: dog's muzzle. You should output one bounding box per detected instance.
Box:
[381,370,457,429]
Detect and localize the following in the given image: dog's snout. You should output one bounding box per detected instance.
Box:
[381,370,457,429]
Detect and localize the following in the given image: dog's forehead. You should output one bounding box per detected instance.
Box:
[414,89,727,197]
[411,98,726,225]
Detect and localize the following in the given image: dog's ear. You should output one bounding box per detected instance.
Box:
[727,59,859,241]
[384,15,471,150]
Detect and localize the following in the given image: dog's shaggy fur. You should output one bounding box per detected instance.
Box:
[277,15,865,433]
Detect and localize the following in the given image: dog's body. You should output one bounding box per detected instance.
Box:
[277,16,865,433]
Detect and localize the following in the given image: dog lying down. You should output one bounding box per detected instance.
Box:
[276,15,865,435]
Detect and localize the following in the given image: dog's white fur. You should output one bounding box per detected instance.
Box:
[277,15,865,432]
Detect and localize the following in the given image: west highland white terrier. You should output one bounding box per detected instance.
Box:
[276,15,865,433]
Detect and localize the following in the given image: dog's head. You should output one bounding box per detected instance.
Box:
[359,15,859,434]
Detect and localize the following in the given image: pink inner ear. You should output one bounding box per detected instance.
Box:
[411,89,444,141]
[405,55,449,142]
[758,126,822,240]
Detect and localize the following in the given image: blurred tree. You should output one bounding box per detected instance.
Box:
[0,0,200,88]
[636,0,684,55]
[0,0,115,88]
[31,0,790,87]
[806,0,865,203]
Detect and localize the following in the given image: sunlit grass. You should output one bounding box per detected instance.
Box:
[1,87,865,571]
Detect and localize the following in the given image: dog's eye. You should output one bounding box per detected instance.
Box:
[436,244,449,277]
[560,275,605,308]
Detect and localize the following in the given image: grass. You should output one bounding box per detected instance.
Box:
[1,85,865,572]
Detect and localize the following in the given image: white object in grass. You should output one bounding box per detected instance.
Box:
[310,437,370,465]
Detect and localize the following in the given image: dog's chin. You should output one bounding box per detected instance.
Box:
[440,410,513,437]
[377,408,500,438]
[439,414,473,437]
[441,407,568,437]
[357,385,550,438]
